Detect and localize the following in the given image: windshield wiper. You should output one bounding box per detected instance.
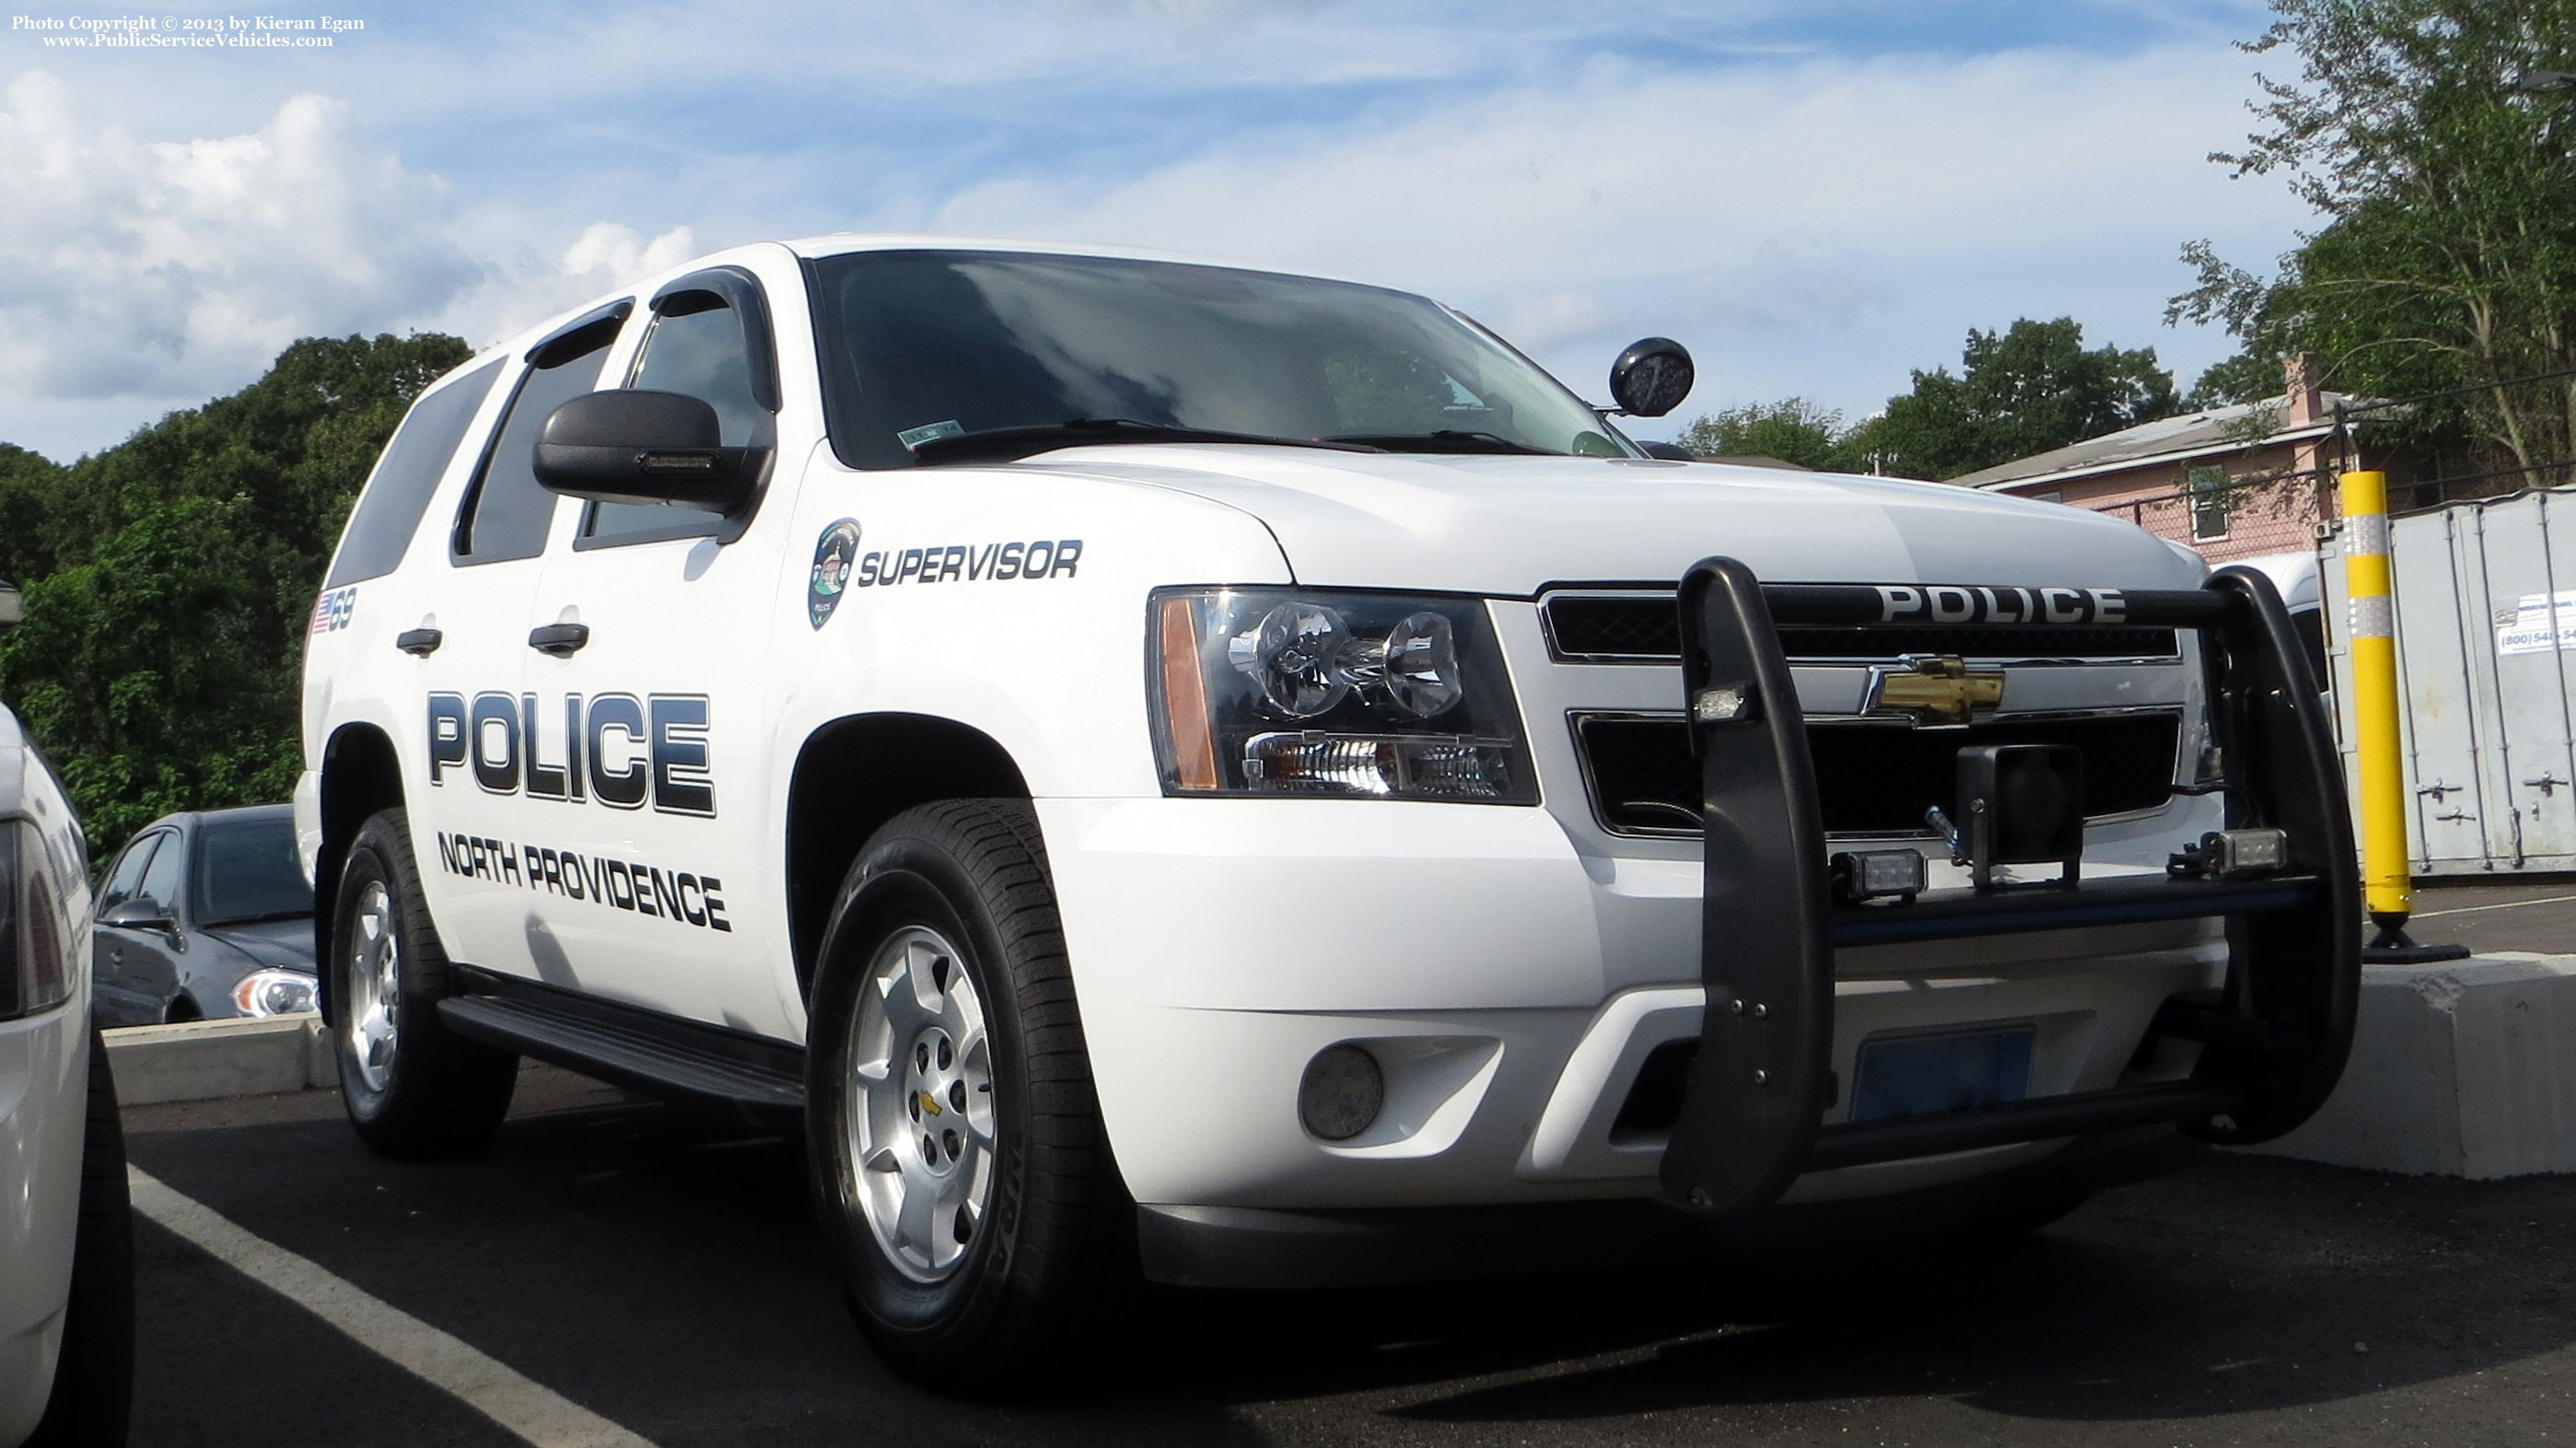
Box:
[910,418,1385,466]
[1323,429,1555,456]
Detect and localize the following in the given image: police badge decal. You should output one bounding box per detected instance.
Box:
[809,520,862,630]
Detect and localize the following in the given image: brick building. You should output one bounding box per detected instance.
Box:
[1949,357,2361,564]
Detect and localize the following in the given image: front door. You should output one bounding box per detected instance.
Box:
[92,827,181,1024]
[516,266,793,1033]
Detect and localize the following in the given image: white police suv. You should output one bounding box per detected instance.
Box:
[296,239,2360,1394]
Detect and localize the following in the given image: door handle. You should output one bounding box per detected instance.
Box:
[395,627,442,657]
[529,623,591,658]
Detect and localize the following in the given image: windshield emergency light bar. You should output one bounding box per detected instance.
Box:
[1661,557,2360,1222]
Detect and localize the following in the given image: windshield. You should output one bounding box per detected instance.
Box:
[810,250,1633,470]
[192,816,312,925]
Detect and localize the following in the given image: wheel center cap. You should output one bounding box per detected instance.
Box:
[903,1026,964,1175]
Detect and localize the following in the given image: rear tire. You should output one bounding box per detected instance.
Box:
[28,1031,134,1448]
[332,809,517,1159]
[806,800,1133,1397]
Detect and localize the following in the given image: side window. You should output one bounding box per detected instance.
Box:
[587,280,775,545]
[633,297,763,444]
[99,834,162,912]
[326,360,505,587]
[454,334,617,565]
[136,831,184,916]
[2188,464,2232,543]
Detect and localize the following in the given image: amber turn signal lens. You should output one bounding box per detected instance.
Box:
[1159,595,1219,791]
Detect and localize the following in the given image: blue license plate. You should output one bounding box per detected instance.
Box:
[1849,1025,2036,1123]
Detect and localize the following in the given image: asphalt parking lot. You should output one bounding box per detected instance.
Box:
[119,879,2576,1447]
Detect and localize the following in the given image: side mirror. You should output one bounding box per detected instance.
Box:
[1608,337,1695,418]
[99,898,175,934]
[532,391,762,513]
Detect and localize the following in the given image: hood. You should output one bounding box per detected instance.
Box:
[1017,447,2204,594]
[200,916,316,974]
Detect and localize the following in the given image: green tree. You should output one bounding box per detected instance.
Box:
[1673,398,1847,469]
[2173,0,2576,474]
[1859,318,2182,480]
[0,332,472,850]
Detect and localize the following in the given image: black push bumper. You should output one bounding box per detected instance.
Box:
[1661,558,2360,1220]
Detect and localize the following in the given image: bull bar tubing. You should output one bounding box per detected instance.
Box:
[1661,558,2361,1220]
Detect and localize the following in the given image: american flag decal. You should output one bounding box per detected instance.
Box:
[310,585,357,636]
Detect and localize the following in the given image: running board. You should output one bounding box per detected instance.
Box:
[438,970,806,1117]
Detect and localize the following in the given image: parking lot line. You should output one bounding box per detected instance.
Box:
[128,1165,660,1448]
[2412,891,2576,919]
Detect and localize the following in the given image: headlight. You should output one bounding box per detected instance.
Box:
[0,819,73,1022]
[233,969,320,1018]
[1150,589,1535,802]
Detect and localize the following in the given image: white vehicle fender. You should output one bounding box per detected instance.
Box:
[764,460,1295,801]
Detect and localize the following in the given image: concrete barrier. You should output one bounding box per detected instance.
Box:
[2246,952,2576,1179]
[102,1015,335,1107]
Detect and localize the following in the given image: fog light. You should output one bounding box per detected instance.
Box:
[1298,1044,1384,1141]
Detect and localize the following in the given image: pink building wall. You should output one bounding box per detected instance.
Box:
[1990,356,2338,565]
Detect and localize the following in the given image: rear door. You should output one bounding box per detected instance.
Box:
[408,306,634,977]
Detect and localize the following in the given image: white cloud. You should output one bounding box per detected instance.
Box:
[923,45,2311,420]
[0,75,711,458]
[0,9,2315,457]
[0,74,479,404]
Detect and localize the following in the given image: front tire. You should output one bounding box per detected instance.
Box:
[332,809,517,1159]
[806,800,1131,1396]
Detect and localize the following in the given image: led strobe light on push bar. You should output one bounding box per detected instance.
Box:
[1832,848,1928,905]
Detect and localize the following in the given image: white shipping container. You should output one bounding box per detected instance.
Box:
[2321,486,2576,875]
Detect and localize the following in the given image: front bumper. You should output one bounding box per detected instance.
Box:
[1040,562,2355,1232]
[1136,1124,2206,1289]
[1040,800,2230,1213]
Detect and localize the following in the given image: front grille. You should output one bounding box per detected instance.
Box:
[1543,593,2179,662]
[1574,712,2183,836]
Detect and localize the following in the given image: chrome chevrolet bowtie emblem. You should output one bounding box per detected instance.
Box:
[1864,656,2005,728]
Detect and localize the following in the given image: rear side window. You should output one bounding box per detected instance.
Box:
[324,360,503,587]
[455,336,616,565]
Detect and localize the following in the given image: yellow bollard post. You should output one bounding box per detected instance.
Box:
[2338,469,2466,963]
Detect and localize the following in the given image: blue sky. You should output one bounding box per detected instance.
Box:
[0,0,2312,461]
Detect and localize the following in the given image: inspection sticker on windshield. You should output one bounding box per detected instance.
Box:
[897,420,964,450]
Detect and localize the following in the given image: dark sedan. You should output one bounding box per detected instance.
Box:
[91,804,316,1026]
